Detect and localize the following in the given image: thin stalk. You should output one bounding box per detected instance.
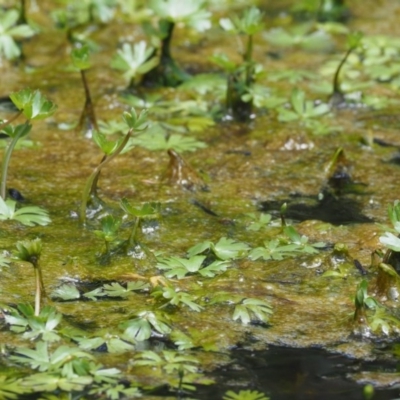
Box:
[244,34,254,86]
[90,154,107,196]
[332,46,356,96]
[0,110,23,131]
[80,128,134,223]
[161,22,174,58]
[127,217,140,248]
[78,69,99,133]
[0,123,26,199]
[32,258,45,316]
[34,268,41,316]
[18,0,28,24]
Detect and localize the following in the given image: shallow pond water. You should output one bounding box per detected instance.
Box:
[2,0,400,399]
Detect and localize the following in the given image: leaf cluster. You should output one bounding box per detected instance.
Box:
[120,310,171,341]
[0,198,51,226]
[211,293,273,325]
[157,237,249,278]
[220,6,264,36]
[277,88,330,123]
[4,304,62,342]
[0,9,35,61]
[250,226,325,261]
[152,286,203,312]
[51,281,150,301]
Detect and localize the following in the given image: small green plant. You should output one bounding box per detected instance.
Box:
[120,310,171,341]
[4,304,62,342]
[75,329,135,353]
[214,6,264,121]
[51,280,149,301]
[330,31,363,106]
[120,199,160,250]
[142,0,211,86]
[0,8,35,65]
[14,239,46,316]
[152,286,203,312]
[353,279,400,336]
[0,88,57,201]
[187,236,250,261]
[93,214,122,257]
[211,293,273,325]
[157,254,230,278]
[277,88,330,126]
[111,41,158,89]
[79,107,148,223]
[249,225,325,261]
[52,0,116,38]
[0,196,51,226]
[71,44,99,135]
[9,340,138,396]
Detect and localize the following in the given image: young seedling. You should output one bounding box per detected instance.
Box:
[0,88,57,200]
[353,279,377,328]
[277,88,330,125]
[330,32,363,107]
[52,0,115,43]
[142,0,211,87]
[120,199,160,250]
[14,239,45,316]
[215,6,264,121]
[79,107,148,224]
[93,215,122,260]
[111,41,158,90]
[71,44,99,135]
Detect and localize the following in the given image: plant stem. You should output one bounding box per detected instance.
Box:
[78,69,99,133]
[31,258,45,316]
[128,217,140,248]
[0,121,26,199]
[332,46,356,96]
[0,110,23,131]
[18,0,28,24]
[34,267,41,316]
[90,154,107,197]
[244,34,254,86]
[80,128,134,223]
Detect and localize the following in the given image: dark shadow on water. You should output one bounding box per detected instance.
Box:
[196,346,399,400]
[259,192,372,225]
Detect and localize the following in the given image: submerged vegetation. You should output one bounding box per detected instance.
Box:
[2,0,400,399]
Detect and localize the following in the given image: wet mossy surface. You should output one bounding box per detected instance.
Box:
[2,0,400,398]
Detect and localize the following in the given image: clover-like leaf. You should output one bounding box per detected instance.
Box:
[10,89,57,120]
[0,9,35,61]
[122,107,148,131]
[111,41,158,83]
[51,284,81,301]
[71,44,91,70]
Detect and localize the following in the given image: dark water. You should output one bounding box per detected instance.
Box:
[195,346,400,400]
